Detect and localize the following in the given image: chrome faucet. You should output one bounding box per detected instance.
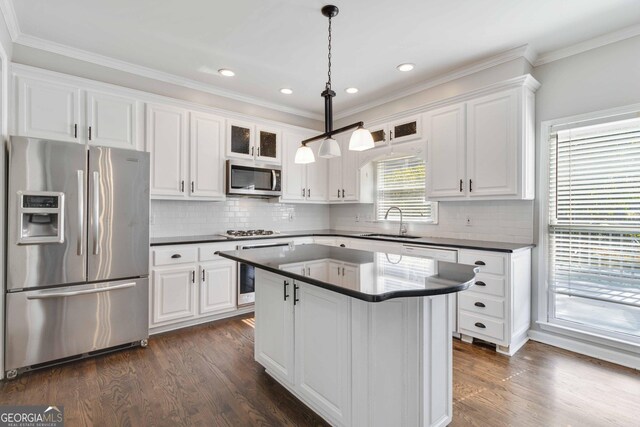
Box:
[384,206,407,236]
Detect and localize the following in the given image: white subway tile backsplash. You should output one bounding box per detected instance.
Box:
[150,199,330,237]
[151,198,533,244]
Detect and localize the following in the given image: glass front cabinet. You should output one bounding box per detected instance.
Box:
[226,120,281,164]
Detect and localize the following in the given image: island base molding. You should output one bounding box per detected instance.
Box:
[254,270,454,427]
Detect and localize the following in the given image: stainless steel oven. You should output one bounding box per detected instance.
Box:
[237,241,293,306]
[226,160,282,197]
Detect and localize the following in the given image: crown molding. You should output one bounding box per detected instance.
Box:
[533,23,640,67]
[15,34,324,120]
[334,44,533,120]
[0,0,19,41]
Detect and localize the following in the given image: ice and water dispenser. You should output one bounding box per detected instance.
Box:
[17,191,65,244]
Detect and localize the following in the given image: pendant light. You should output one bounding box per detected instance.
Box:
[295,5,374,164]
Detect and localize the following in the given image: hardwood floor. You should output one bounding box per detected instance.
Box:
[1,314,639,426]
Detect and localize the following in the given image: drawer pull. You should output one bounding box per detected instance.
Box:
[475,281,486,287]
[474,302,486,308]
[474,260,486,266]
[340,244,346,248]
[474,322,486,329]
[171,254,182,259]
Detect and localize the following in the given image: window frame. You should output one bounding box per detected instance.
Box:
[537,102,640,351]
[373,155,438,224]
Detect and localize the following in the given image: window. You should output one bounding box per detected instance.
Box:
[548,114,640,342]
[375,156,437,223]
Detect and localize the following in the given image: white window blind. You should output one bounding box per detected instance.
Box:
[548,115,640,340]
[375,156,436,222]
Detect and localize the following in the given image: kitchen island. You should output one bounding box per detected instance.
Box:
[218,244,478,427]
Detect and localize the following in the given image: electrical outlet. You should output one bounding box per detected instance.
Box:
[465,216,472,226]
[355,213,360,222]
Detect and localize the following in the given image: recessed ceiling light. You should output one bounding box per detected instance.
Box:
[280,88,293,95]
[396,63,415,72]
[218,68,235,77]
[345,87,359,94]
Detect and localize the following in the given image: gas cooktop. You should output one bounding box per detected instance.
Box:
[222,230,286,239]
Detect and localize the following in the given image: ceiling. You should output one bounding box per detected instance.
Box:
[8,0,640,118]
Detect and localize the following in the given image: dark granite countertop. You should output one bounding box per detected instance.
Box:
[151,229,534,253]
[217,244,479,302]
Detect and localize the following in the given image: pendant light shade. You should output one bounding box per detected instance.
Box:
[294,144,315,164]
[349,126,375,151]
[318,137,341,158]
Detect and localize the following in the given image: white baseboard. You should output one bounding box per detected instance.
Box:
[528,330,640,370]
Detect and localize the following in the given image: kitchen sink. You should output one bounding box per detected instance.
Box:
[360,233,422,239]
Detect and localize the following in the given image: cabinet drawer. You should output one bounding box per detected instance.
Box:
[199,243,238,262]
[458,250,506,275]
[470,274,505,297]
[459,312,505,342]
[459,292,504,319]
[153,247,198,266]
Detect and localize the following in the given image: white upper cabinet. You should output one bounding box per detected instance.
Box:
[147,103,188,198]
[281,130,327,203]
[425,78,538,201]
[15,71,145,149]
[389,115,422,144]
[328,133,374,203]
[425,103,467,198]
[466,89,518,198]
[16,75,81,142]
[226,120,282,164]
[256,125,281,163]
[189,111,225,199]
[86,90,142,150]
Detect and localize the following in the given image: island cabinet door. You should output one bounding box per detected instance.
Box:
[254,270,295,386]
[294,282,351,426]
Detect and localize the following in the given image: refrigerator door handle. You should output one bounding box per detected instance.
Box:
[26,282,136,299]
[77,170,84,256]
[92,171,100,255]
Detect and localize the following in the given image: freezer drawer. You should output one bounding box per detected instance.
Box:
[5,278,148,371]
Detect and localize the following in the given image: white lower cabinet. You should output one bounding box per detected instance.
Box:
[152,265,197,325]
[199,259,236,315]
[255,269,454,427]
[150,244,238,332]
[294,282,351,425]
[255,270,351,425]
[457,248,531,355]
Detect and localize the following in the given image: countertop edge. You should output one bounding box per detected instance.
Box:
[216,251,475,302]
[151,231,535,253]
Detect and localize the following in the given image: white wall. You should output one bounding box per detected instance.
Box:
[529,35,640,355]
[151,199,330,237]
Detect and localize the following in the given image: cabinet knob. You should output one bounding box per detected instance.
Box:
[339,244,346,248]
[474,302,486,308]
[474,322,486,329]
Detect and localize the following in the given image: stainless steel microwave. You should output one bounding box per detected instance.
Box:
[226,160,282,197]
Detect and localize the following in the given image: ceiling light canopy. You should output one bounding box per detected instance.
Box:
[218,68,235,77]
[396,63,415,72]
[345,87,359,94]
[280,88,293,95]
[295,5,374,164]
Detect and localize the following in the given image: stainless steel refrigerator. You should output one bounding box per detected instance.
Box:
[5,136,150,377]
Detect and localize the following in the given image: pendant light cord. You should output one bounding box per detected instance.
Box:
[326,16,332,91]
